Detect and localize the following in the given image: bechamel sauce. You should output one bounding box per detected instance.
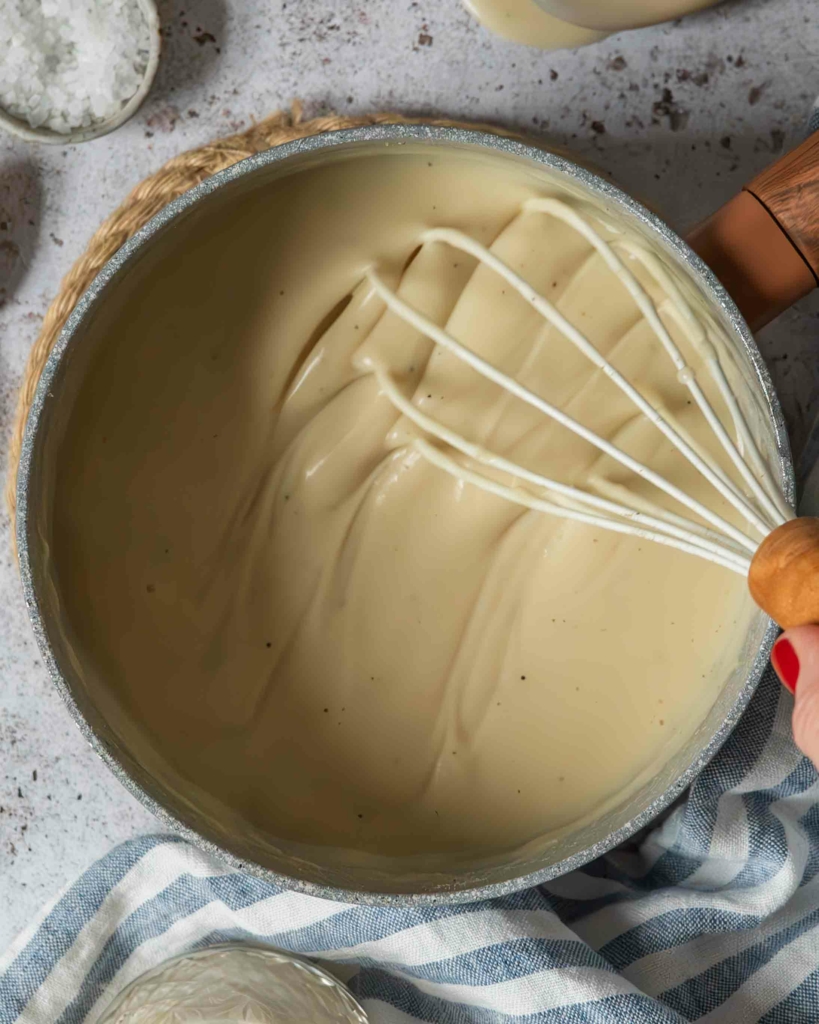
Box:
[465,0,722,50]
[463,0,606,50]
[51,147,764,864]
[538,0,723,31]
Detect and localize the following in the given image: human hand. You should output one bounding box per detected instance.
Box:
[772,626,819,770]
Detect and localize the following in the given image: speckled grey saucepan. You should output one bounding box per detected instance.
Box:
[16,125,796,905]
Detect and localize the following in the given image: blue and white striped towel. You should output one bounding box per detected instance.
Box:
[1,666,818,1024]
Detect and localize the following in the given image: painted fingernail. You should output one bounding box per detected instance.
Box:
[772,637,800,694]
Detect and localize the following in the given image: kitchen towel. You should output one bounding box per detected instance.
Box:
[1,665,818,1024]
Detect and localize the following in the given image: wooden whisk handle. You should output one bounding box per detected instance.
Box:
[689,136,819,628]
[749,519,819,629]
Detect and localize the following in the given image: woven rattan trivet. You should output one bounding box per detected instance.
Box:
[6,106,521,531]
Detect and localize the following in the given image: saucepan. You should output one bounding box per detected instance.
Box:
[15,124,819,903]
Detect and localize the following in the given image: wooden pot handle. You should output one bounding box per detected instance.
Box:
[687,135,819,628]
[687,133,819,331]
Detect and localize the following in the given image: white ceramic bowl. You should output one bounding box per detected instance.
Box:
[0,0,160,146]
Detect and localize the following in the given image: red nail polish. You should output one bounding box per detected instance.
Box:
[773,637,800,694]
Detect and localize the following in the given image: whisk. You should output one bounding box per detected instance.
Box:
[360,196,819,630]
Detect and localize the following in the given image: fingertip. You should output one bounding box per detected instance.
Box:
[772,635,799,694]
[772,627,819,771]
[773,625,819,696]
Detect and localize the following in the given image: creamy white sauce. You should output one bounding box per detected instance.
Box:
[52,147,768,867]
[463,0,606,50]
[464,0,723,50]
[536,0,722,31]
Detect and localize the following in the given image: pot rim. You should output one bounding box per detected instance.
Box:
[15,123,791,904]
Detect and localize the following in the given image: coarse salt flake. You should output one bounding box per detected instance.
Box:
[0,0,151,135]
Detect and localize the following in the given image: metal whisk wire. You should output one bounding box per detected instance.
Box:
[360,197,794,577]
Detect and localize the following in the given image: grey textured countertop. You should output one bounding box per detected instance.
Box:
[1,0,819,951]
